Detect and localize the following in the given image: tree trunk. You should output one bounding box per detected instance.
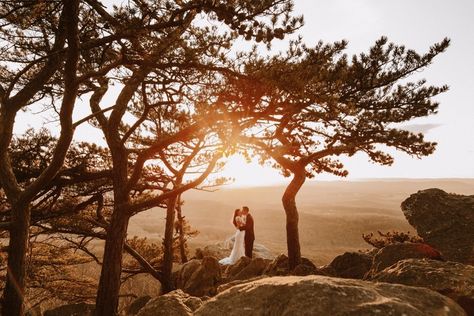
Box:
[176,197,188,264]
[95,208,130,316]
[2,202,31,316]
[282,170,306,271]
[161,195,178,294]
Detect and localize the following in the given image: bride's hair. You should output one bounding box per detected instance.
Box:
[232,208,240,227]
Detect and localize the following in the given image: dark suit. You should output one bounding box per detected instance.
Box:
[243,213,255,258]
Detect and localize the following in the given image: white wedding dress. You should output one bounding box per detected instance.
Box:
[219,215,246,265]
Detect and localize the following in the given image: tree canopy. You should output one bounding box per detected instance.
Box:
[212,36,449,268]
[0,0,449,314]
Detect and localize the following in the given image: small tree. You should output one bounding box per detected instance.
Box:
[0,130,111,309]
[220,37,449,269]
[0,130,186,309]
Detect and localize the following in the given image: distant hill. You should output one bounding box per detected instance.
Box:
[129,178,474,265]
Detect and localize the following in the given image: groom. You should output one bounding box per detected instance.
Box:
[241,206,255,258]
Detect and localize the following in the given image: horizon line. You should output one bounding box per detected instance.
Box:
[219,177,474,188]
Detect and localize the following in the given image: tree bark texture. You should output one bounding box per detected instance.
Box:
[1,1,79,314]
[94,207,130,316]
[176,197,188,264]
[1,202,31,316]
[281,170,306,270]
[161,196,178,294]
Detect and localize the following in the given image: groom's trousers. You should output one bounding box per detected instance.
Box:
[245,236,254,258]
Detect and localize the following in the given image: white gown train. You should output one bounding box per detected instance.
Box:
[219,229,246,265]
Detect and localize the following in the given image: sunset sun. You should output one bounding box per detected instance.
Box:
[219,154,287,187]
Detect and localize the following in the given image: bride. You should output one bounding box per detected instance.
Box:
[219,209,246,265]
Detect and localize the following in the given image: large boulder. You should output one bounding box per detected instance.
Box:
[401,188,474,264]
[263,254,319,276]
[328,251,374,279]
[44,303,94,316]
[365,242,443,278]
[225,257,270,281]
[371,259,474,315]
[291,261,320,276]
[26,306,43,316]
[217,276,268,293]
[174,256,222,297]
[224,256,252,278]
[262,254,289,276]
[127,296,152,315]
[195,275,465,316]
[137,290,202,316]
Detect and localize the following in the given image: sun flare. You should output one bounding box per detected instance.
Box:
[218,154,287,187]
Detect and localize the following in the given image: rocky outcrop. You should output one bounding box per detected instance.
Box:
[262,253,289,276]
[174,257,222,297]
[216,276,267,293]
[224,257,270,281]
[262,254,320,276]
[195,239,273,261]
[224,256,251,278]
[365,242,443,278]
[293,257,319,275]
[136,290,202,316]
[195,275,465,316]
[371,259,474,315]
[26,306,43,316]
[328,251,373,279]
[44,303,94,316]
[401,188,474,264]
[128,296,152,315]
[291,261,320,276]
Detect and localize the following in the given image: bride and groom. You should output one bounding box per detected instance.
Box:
[219,206,255,265]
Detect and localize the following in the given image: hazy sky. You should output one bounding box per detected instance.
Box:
[289,0,474,180]
[13,0,474,186]
[219,0,474,185]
